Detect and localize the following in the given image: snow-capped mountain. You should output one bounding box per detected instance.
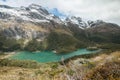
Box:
[0,4,101,29]
[0,4,106,30]
[0,4,63,24]
[87,20,104,27]
[65,16,88,29]
[0,4,120,41]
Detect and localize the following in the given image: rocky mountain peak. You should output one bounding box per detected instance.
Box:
[0,5,13,9]
[0,4,119,30]
[28,4,49,15]
[87,20,104,27]
[0,4,63,24]
[65,16,87,29]
[29,4,42,9]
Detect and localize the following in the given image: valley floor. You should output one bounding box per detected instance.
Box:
[0,51,120,80]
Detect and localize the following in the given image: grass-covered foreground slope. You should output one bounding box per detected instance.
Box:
[0,51,119,80]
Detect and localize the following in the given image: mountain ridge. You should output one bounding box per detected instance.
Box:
[0,4,120,53]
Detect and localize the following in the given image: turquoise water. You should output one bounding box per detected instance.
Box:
[10,49,101,63]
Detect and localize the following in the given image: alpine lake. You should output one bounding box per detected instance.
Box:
[9,49,101,63]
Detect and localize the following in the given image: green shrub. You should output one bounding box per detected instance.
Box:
[50,63,59,69]
[0,59,40,68]
[35,70,44,75]
[85,60,120,80]
[67,69,75,76]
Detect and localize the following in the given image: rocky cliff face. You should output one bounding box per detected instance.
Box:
[0,20,49,40]
[0,4,66,40]
[0,4,120,42]
[0,4,120,52]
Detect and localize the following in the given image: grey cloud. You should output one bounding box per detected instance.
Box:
[0,0,120,25]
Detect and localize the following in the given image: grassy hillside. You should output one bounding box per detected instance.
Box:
[0,22,120,53]
[0,51,119,80]
[46,29,86,53]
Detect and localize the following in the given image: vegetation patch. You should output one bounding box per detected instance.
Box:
[84,60,120,80]
[0,59,40,68]
[46,30,86,53]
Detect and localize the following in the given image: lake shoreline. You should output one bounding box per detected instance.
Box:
[7,49,102,63]
[60,49,116,64]
[59,51,102,64]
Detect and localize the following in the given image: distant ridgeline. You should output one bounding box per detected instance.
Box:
[0,4,120,53]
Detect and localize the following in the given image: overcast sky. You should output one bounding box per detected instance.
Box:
[0,0,120,25]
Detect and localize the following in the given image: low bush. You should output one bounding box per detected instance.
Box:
[84,60,120,80]
[0,59,40,68]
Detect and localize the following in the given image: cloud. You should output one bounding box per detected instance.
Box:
[0,0,120,25]
[2,0,7,2]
